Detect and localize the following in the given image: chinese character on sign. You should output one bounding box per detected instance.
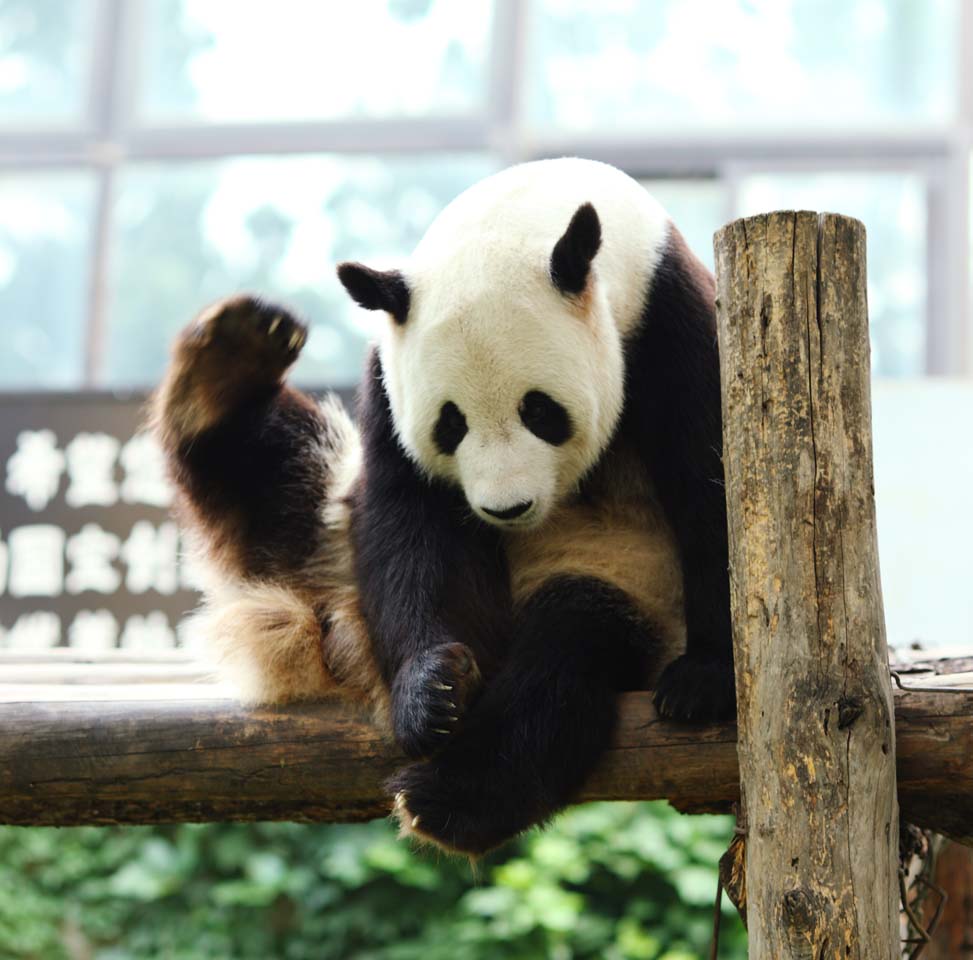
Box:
[7,524,66,597]
[120,611,176,651]
[65,523,121,595]
[5,429,65,510]
[121,521,179,594]
[68,610,119,652]
[0,611,61,649]
[65,432,120,507]
[120,432,172,507]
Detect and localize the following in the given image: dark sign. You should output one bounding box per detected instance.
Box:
[0,392,201,653]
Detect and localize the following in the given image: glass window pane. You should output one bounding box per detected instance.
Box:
[105,154,495,389]
[0,172,95,389]
[0,0,95,125]
[137,0,494,123]
[873,382,973,655]
[736,171,927,376]
[527,0,958,132]
[640,179,727,271]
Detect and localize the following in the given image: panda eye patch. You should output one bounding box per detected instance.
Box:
[519,390,572,446]
[433,401,468,455]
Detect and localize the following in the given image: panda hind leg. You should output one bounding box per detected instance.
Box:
[387,576,651,856]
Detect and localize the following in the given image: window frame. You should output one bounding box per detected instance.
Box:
[0,0,969,384]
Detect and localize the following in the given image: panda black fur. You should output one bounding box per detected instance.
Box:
[153,158,731,856]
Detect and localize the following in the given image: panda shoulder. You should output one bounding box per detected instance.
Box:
[649,223,717,320]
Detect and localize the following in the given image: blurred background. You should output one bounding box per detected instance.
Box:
[0,1,970,957]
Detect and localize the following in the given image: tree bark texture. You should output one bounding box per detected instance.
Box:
[715,211,900,958]
[0,688,969,838]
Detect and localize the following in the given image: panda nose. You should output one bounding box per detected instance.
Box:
[482,500,533,521]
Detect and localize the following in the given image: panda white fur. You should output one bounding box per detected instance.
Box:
[154,158,731,855]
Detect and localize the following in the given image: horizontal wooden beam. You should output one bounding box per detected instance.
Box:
[1,688,970,843]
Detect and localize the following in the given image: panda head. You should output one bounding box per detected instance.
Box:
[337,201,626,530]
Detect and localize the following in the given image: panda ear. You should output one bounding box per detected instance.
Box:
[336,262,411,325]
[550,203,602,297]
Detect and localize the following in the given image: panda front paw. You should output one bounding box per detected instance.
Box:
[189,295,308,375]
[653,653,736,723]
[392,642,481,759]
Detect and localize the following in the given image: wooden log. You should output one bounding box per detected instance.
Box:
[0,688,970,839]
[715,212,900,957]
[0,661,213,685]
[0,649,199,665]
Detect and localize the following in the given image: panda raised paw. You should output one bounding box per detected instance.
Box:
[653,653,736,723]
[188,295,308,372]
[391,641,481,759]
[156,295,311,448]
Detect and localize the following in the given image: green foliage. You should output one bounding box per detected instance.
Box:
[0,802,746,960]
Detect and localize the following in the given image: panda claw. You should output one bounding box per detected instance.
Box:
[268,316,281,335]
[411,815,421,829]
[393,791,406,810]
[393,642,482,757]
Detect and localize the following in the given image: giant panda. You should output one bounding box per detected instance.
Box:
[153,157,732,855]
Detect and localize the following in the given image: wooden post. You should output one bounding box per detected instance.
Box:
[715,212,900,957]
